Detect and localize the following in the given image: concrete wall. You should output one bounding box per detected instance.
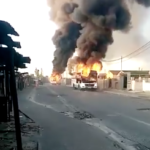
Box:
[66,78,71,85]
[61,78,71,85]
[63,77,150,92]
[97,78,148,91]
[130,80,150,92]
[97,79,110,90]
[111,79,119,89]
[143,80,150,91]
[131,80,143,91]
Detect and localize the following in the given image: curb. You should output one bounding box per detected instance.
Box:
[103,91,139,98]
[64,85,72,87]
[138,96,150,100]
[103,91,150,101]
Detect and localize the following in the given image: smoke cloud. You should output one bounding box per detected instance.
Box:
[47,0,150,74]
[135,0,150,7]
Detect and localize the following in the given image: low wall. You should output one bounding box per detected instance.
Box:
[143,80,150,91]
[111,79,119,89]
[62,77,150,92]
[131,80,150,92]
[97,79,109,90]
[61,78,71,85]
[131,81,143,91]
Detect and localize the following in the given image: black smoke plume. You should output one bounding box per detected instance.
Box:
[52,21,81,73]
[135,0,150,7]
[47,0,150,74]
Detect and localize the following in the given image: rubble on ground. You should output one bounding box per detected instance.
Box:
[0,112,39,150]
[73,111,94,120]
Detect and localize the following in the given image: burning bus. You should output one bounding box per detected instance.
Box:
[50,73,61,85]
[72,61,102,90]
[47,0,150,91]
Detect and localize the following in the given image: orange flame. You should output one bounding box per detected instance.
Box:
[76,61,102,77]
[50,73,61,83]
[106,71,113,79]
[76,63,84,73]
[91,62,102,72]
[81,66,91,77]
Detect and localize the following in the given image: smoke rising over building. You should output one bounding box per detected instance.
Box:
[47,0,150,74]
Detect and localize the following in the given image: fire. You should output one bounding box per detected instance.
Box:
[50,72,61,83]
[106,71,113,79]
[91,62,102,72]
[76,63,84,73]
[81,66,91,77]
[76,61,102,77]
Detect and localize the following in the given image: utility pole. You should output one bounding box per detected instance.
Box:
[121,56,122,72]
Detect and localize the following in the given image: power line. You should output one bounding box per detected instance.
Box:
[103,41,150,62]
[106,45,150,64]
[122,46,150,62]
[104,42,150,62]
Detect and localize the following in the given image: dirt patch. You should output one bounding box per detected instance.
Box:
[0,112,39,150]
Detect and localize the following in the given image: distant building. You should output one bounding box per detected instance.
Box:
[109,70,150,78]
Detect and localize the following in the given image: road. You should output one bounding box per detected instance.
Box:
[18,84,150,150]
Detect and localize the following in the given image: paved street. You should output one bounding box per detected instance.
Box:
[18,84,150,150]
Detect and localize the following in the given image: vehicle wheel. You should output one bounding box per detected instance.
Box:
[73,84,76,90]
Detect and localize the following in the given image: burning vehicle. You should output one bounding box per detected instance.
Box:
[47,0,150,89]
[50,73,61,85]
[72,70,98,90]
[72,61,102,90]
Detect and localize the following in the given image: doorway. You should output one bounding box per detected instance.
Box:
[123,76,127,88]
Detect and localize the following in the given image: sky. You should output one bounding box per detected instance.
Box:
[0,0,150,74]
[105,3,150,70]
[0,0,57,75]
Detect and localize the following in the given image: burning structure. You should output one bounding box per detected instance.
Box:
[48,0,150,79]
[50,72,61,84]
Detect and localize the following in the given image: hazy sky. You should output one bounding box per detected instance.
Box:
[0,0,57,75]
[105,3,150,70]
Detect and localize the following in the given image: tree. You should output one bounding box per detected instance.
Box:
[35,68,40,79]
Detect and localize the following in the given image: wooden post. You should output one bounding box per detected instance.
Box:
[9,49,22,150]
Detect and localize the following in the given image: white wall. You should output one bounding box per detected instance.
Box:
[131,80,143,91]
[143,80,150,91]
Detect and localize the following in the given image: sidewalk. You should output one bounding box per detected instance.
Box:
[0,86,39,150]
[103,89,150,100]
[137,91,150,99]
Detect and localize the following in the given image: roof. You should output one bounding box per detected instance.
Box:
[109,70,150,76]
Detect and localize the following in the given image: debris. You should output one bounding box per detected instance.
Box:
[0,111,39,150]
[137,108,150,111]
[73,111,94,120]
